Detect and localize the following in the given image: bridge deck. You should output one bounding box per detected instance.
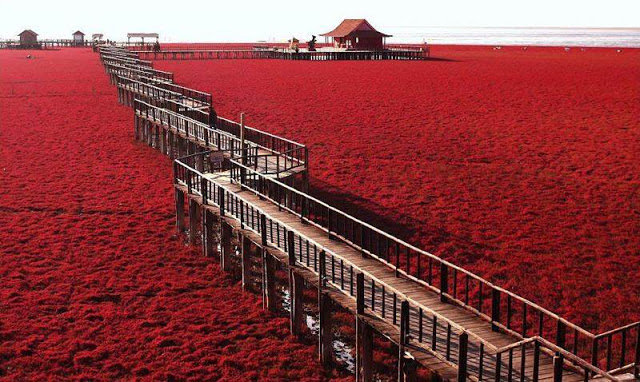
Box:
[201,171,588,382]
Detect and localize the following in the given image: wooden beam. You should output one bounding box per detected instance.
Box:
[189,198,200,245]
[262,249,277,312]
[220,220,232,272]
[457,332,468,382]
[241,234,252,291]
[288,232,304,336]
[318,291,333,365]
[175,188,184,232]
[203,209,218,258]
[356,273,373,382]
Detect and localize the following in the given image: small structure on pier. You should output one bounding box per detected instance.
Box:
[127,32,159,46]
[321,19,391,50]
[92,34,104,44]
[72,31,85,46]
[18,29,39,48]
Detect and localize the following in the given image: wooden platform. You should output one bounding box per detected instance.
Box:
[187,171,606,382]
[98,44,639,382]
[134,49,430,61]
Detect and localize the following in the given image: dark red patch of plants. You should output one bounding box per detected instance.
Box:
[156,45,640,332]
[0,48,343,381]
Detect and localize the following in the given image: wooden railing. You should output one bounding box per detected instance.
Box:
[134,49,430,61]
[174,153,634,381]
[107,45,638,378]
[104,61,174,82]
[216,117,307,171]
[219,156,638,378]
[135,100,305,177]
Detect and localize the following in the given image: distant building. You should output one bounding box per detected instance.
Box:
[18,29,39,47]
[92,33,104,41]
[321,19,391,50]
[127,33,159,46]
[73,31,85,45]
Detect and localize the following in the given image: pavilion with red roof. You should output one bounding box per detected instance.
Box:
[321,19,391,51]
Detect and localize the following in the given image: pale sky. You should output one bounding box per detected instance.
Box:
[1,0,638,42]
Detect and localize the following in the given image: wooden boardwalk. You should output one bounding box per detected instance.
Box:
[133,48,430,61]
[97,45,639,382]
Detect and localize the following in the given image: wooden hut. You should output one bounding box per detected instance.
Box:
[72,31,85,46]
[18,30,39,47]
[321,19,391,50]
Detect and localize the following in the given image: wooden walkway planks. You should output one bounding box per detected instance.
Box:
[204,172,591,382]
[98,45,639,382]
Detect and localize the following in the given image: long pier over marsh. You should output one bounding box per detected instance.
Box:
[98,45,639,382]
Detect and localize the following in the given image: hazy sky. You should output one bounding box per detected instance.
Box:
[1,0,638,41]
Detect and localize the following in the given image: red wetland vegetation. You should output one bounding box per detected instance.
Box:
[0,48,345,381]
[155,44,640,331]
[0,44,639,380]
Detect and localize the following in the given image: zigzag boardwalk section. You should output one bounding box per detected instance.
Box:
[98,45,640,382]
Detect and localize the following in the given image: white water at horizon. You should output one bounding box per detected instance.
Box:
[383,27,640,47]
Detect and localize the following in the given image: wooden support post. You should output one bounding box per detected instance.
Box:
[147,121,153,147]
[203,209,218,258]
[168,131,174,158]
[288,231,303,336]
[220,221,232,272]
[196,152,204,172]
[241,234,252,291]
[189,198,200,245]
[457,332,469,382]
[134,114,139,140]
[399,300,410,382]
[403,357,417,382]
[160,128,166,154]
[356,273,373,382]
[175,188,184,232]
[553,353,563,382]
[357,320,374,382]
[440,263,448,303]
[262,249,277,312]
[318,291,333,365]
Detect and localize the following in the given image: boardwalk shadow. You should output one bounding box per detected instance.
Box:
[308,177,495,263]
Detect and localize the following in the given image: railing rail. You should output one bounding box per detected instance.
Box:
[135,100,303,177]
[174,155,634,381]
[219,156,638,378]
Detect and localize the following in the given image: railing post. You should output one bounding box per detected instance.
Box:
[286,230,300,332]
[556,320,566,349]
[533,341,540,382]
[491,289,501,332]
[356,273,364,315]
[457,332,469,382]
[591,337,599,371]
[440,263,448,303]
[398,300,410,382]
[213,184,222,216]
[260,214,267,246]
[201,177,207,205]
[553,352,563,382]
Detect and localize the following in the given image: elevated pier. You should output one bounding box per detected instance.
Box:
[134,48,429,61]
[97,45,639,381]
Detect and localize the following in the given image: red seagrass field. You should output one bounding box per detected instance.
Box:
[0,48,347,381]
[156,45,640,331]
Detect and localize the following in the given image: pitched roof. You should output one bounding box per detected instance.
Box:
[18,29,38,37]
[320,19,391,38]
[73,30,85,35]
